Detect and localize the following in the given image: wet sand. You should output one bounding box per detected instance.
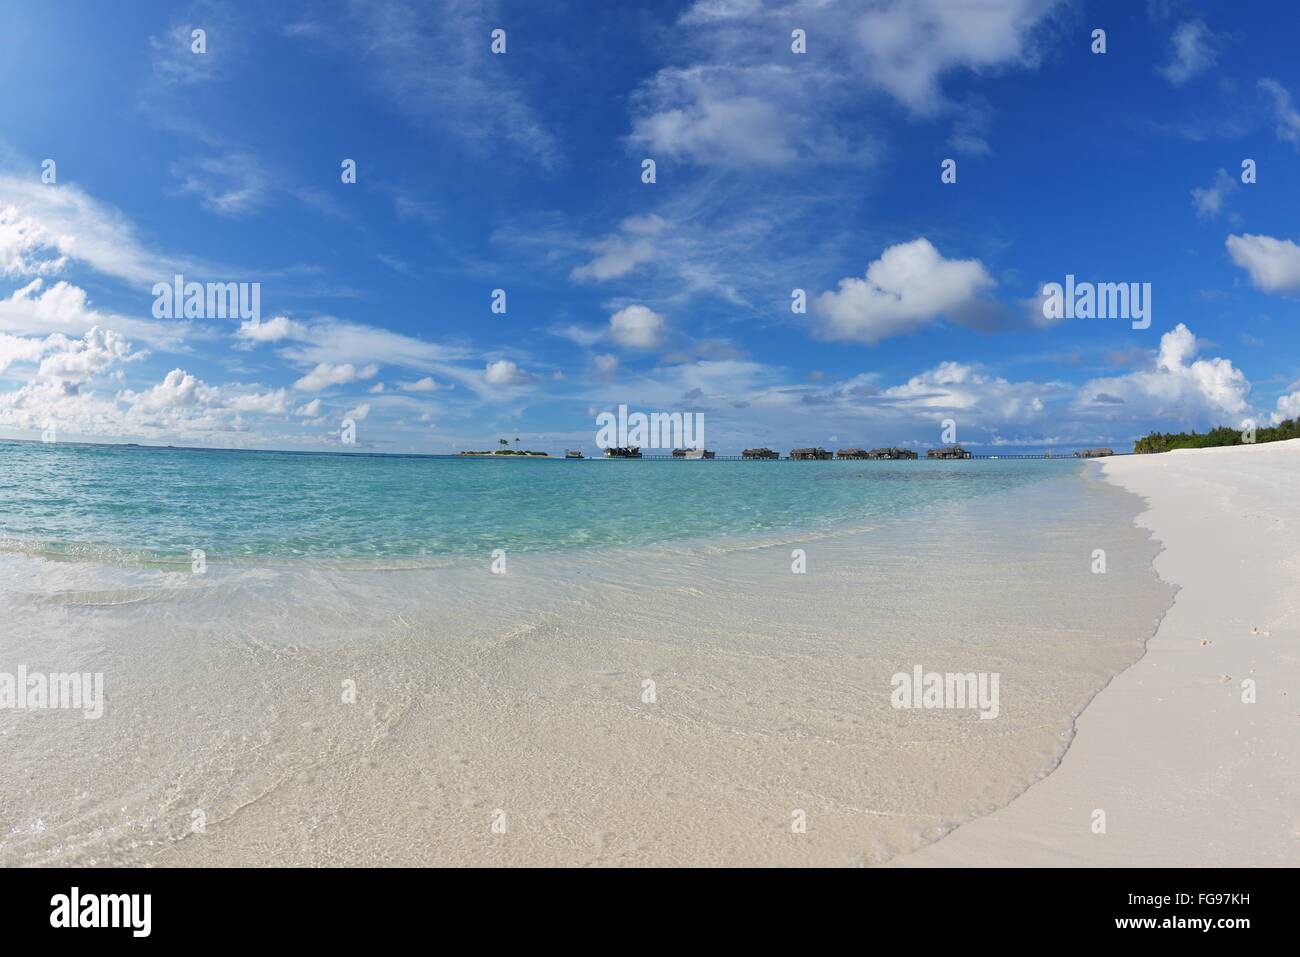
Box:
[894,440,1300,867]
[1,466,1172,866]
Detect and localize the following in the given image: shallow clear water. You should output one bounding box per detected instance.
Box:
[0,439,1176,866]
[0,440,1077,563]
[0,460,1173,867]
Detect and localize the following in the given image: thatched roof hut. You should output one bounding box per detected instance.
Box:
[790,447,833,460]
[926,446,972,459]
[1073,447,1114,458]
[867,447,919,460]
[603,446,642,458]
[836,447,869,459]
[672,448,716,458]
[742,447,780,459]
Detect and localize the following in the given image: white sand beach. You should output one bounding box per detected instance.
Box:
[4,444,1294,867]
[894,440,1300,867]
[1,463,1172,867]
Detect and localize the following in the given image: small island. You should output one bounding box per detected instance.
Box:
[461,437,550,456]
[458,450,549,456]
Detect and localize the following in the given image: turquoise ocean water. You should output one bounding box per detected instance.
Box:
[2,438,1174,868]
[0,440,1080,565]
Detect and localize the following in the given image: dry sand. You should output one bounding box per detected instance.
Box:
[893,439,1300,867]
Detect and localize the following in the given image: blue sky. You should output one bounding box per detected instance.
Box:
[2,0,1299,454]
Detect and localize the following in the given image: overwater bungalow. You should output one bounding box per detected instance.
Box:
[565,450,584,459]
[790,447,833,460]
[866,447,919,460]
[672,448,716,459]
[926,446,972,460]
[1073,447,1114,458]
[836,448,869,459]
[742,447,780,460]
[603,446,642,458]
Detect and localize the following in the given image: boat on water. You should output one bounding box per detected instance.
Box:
[565,450,584,459]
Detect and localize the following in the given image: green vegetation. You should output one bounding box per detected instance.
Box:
[462,437,544,456]
[459,449,549,456]
[1134,418,1300,453]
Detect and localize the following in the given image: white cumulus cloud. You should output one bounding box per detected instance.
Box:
[0,205,70,277]
[880,360,1048,421]
[227,388,289,415]
[1226,233,1300,293]
[0,332,47,375]
[483,359,531,386]
[122,369,219,414]
[609,304,666,349]
[236,315,305,344]
[813,238,997,344]
[398,376,439,392]
[1271,390,1300,425]
[293,361,379,391]
[571,215,667,282]
[855,0,1062,114]
[37,327,135,387]
[1077,323,1250,422]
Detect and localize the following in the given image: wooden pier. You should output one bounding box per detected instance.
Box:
[632,451,1138,461]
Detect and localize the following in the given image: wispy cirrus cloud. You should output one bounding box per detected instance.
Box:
[502,175,858,313]
[1258,78,1300,146]
[172,152,271,217]
[287,0,559,167]
[0,175,199,285]
[628,0,1064,170]
[1191,168,1237,220]
[1158,20,1217,86]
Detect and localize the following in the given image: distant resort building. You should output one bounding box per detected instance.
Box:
[926,446,972,460]
[581,441,1097,462]
[829,446,923,460]
[866,447,919,460]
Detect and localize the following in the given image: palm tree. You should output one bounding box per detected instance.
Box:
[514,436,520,449]
[498,437,509,449]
